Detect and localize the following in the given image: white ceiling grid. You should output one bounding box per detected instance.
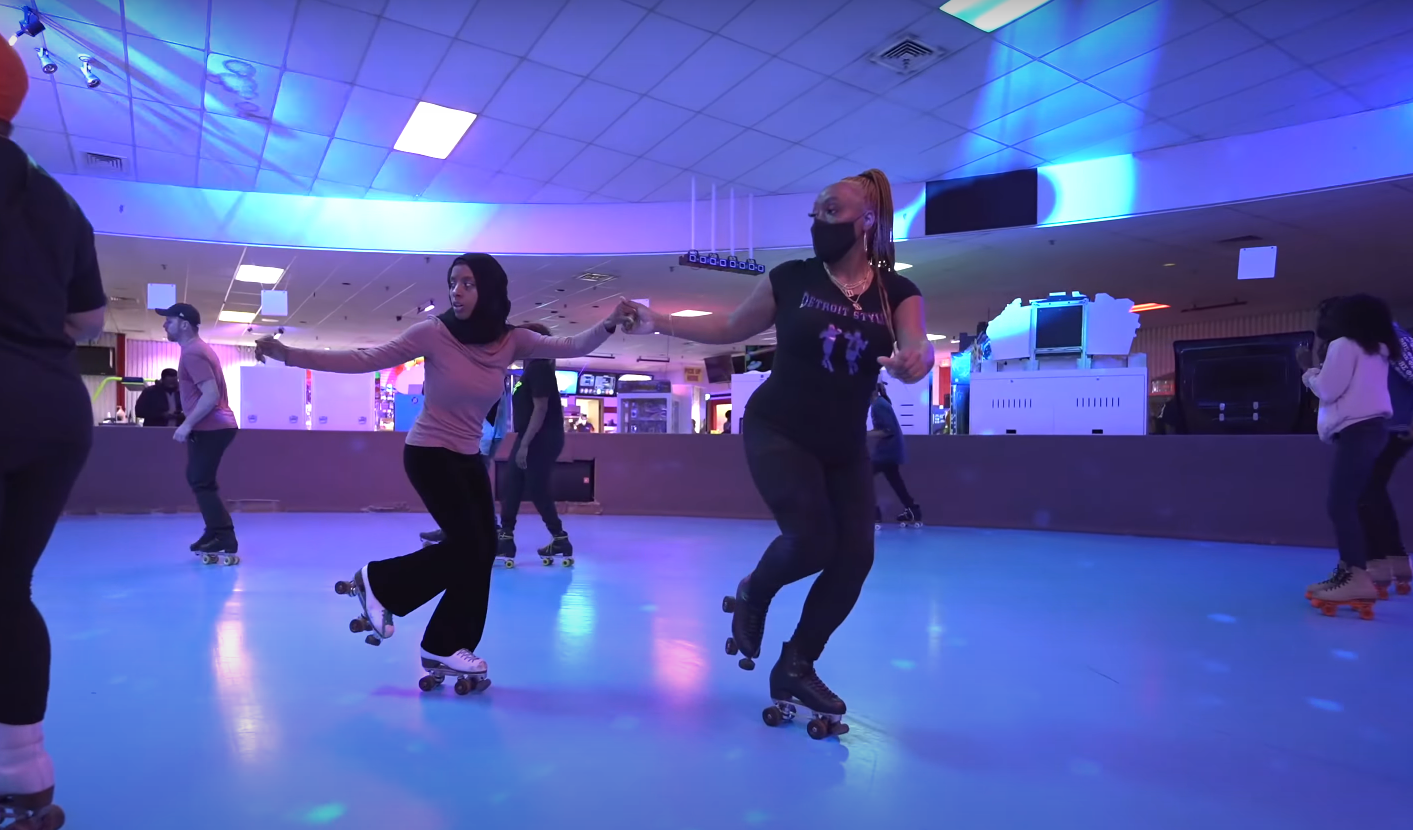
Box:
[6,0,1413,205]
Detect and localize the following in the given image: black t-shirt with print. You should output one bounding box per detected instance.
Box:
[744,258,920,459]
[512,359,564,441]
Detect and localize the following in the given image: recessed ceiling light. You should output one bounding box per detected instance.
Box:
[1163,263,1177,267]
[926,333,947,341]
[618,373,651,382]
[1130,303,1170,313]
[218,310,257,324]
[939,0,1056,32]
[895,262,913,271]
[235,265,284,285]
[394,102,477,160]
[670,310,712,317]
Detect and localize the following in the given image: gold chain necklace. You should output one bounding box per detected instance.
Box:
[824,263,871,311]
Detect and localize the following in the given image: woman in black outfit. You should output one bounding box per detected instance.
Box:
[623,169,933,733]
[870,382,921,528]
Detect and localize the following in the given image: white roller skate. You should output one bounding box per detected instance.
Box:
[0,724,63,830]
[1369,558,1394,600]
[1308,563,1378,620]
[1391,554,1413,596]
[333,565,394,646]
[418,649,491,695]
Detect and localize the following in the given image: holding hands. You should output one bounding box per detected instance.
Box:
[616,299,656,335]
[255,336,290,364]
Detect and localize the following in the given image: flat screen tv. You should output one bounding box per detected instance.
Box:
[703,354,733,384]
[1174,331,1317,435]
[76,345,115,376]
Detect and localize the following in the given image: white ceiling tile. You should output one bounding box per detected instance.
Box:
[200,112,268,167]
[642,113,744,169]
[651,0,752,31]
[1089,19,1263,101]
[421,42,519,115]
[943,146,1043,179]
[356,19,454,98]
[68,135,135,179]
[311,179,370,198]
[210,0,298,69]
[262,128,331,178]
[593,157,683,201]
[529,183,591,203]
[9,127,74,174]
[582,193,625,203]
[36,0,122,31]
[1014,103,1152,161]
[45,20,129,95]
[10,81,65,133]
[56,83,132,144]
[719,0,850,53]
[334,87,418,147]
[256,167,315,195]
[421,162,495,201]
[271,73,352,136]
[691,130,792,182]
[317,138,390,186]
[1163,70,1340,138]
[1203,0,1262,11]
[324,0,388,11]
[892,131,1007,181]
[1042,0,1223,81]
[529,0,647,75]
[1234,0,1379,40]
[381,0,475,33]
[798,97,930,156]
[642,168,700,201]
[732,145,837,193]
[779,0,932,76]
[551,145,637,192]
[541,81,640,143]
[445,117,534,169]
[284,0,379,84]
[483,61,584,129]
[703,59,826,128]
[204,55,281,120]
[991,0,1154,58]
[458,0,568,56]
[844,113,966,171]
[1344,65,1413,111]
[781,156,869,196]
[1275,0,1413,66]
[365,188,417,201]
[1314,29,1413,87]
[1047,118,1191,164]
[973,84,1119,146]
[593,97,695,155]
[933,61,1073,130]
[649,36,771,110]
[480,172,546,202]
[502,131,588,181]
[131,99,202,156]
[1136,46,1301,119]
[1226,90,1368,137]
[123,0,209,49]
[753,79,874,142]
[590,12,712,94]
[371,151,445,195]
[198,157,257,191]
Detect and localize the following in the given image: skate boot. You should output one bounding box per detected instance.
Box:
[897,505,922,528]
[1390,554,1412,596]
[762,641,849,740]
[193,533,239,566]
[419,528,445,547]
[538,533,573,567]
[721,576,769,670]
[1305,563,1345,600]
[189,530,216,552]
[334,565,395,645]
[1368,558,1394,600]
[417,648,491,695]
[0,723,64,830]
[496,530,517,568]
[874,506,882,533]
[1309,563,1378,620]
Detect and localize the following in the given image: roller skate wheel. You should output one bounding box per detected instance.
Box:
[201,553,216,565]
[1357,604,1375,621]
[454,678,472,695]
[1376,585,1390,600]
[762,706,783,728]
[418,675,438,692]
[806,718,831,740]
[874,523,881,532]
[349,617,368,633]
[1318,602,1337,617]
[364,634,381,646]
[833,722,850,736]
[738,656,756,671]
[224,555,239,566]
[504,558,515,569]
[1398,582,1411,595]
[722,596,737,613]
[725,637,738,656]
[562,557,573,567]
[334,580,351,595]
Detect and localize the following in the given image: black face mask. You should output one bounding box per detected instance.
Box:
[810,219,858,264]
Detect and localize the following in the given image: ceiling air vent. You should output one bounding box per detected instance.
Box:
[869,36,945,76]
[83,152,126,173]
[578,272,618,283]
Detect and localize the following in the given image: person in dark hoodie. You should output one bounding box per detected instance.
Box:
[132,368,185,427]
[869,382,921,528]
[0,39,107,830]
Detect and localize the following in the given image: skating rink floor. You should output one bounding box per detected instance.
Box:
[33,513,1413,830]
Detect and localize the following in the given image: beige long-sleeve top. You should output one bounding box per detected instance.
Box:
[284,319,613,455]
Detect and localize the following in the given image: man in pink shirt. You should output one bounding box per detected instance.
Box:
[155,304,240,557]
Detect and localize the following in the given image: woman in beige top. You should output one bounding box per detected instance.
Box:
[256,253,633,690]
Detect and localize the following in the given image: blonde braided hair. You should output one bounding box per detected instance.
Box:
[841,168,898,347]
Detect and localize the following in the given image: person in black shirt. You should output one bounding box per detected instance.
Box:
[0,40,107,830]
[621,168,933,734]
[498,323,570,562]
[133,368,185,427]
[869,382,921,528]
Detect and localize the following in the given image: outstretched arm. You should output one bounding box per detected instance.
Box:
[258,321,433,373]
[637,275,776,345]
[517,300,637,360]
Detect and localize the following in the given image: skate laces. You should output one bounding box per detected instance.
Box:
[451,649,483,668]
[800,663,839,703]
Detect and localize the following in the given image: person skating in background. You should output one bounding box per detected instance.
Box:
[155,303,241,561]
[497,322,571,564]
[869,382,921,529]
[1358,313,1413,598]
[621,168,933,737]
[1300,294,1400,616]
[133,368,184,427]
[419,380,510,547]
[0,38,108,830]
[256,253,634,690]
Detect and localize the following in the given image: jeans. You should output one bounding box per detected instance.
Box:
[1360,431,1412,560]
[872,462,915,509]
[743,416,875,662]
[1328,418,1390,570]
[500,432,564,537]
[368,444,498,656]
[0,436,90,726]
[186,428,237,537]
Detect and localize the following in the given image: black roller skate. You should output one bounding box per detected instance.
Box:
[0,798,64,830]
[722,576,768,670]
[496,530,517,568]
[538,533,573,567]
[762,641,849,740]
[189,530,216,551]
[897,504,923,528]
[193,534,239,566]
[419,528,445,547]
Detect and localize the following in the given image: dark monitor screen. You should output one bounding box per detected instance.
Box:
[703,354,733,384]
[76,345,115,376]
[925,169,1039,235]
[1034,304,1084,351]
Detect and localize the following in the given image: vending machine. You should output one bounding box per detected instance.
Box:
[617,379,692,434]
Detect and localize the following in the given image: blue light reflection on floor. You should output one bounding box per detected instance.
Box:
[33,514,1413,829]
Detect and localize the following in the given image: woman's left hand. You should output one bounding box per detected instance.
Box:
[879,345,931,383]
[605,298,640,331]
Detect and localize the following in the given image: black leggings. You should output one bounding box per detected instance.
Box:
[1327,418,1390,570]
[500,433,564,536]
[743,417,875,662]
[367,445,498,657]
[1361,431,1412,560]
[0,436,90,726]
[872,462,915,509]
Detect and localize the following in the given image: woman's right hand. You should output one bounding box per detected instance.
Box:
[619,299,656,335]
[255,336,290,364]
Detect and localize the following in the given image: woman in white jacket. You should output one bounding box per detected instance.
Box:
[1301,294,1401,613]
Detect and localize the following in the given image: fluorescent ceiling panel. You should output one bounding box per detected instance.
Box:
[217,310,257,324]
[394,102,478,160]
[618,373,652,382]
[1130,303,1170,312]
[235,265,284,285]
[939,0,1056,33]
[670,310,712,317]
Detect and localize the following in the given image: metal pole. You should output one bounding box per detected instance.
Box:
[729,188,735,258]
[690,177,696,251]
[711,183,717,255]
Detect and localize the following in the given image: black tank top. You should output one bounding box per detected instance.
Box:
[744,258,920,459]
